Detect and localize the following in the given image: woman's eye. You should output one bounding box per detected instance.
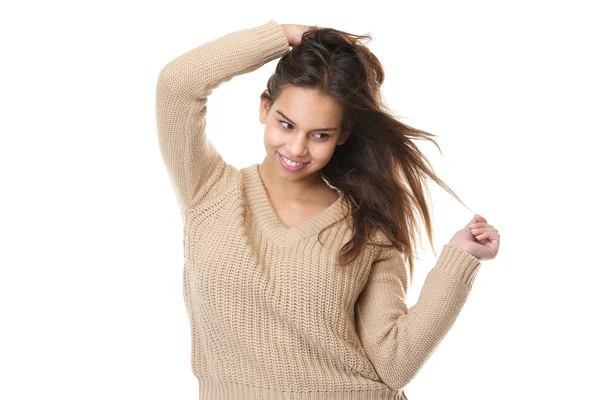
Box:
[278,121,329,140]
[279,121,292,130]
[314,133,330,140]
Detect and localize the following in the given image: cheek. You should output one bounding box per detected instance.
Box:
[263,127,281,149]
[312,143,337,160]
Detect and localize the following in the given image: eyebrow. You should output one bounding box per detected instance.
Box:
[276,110,338,131]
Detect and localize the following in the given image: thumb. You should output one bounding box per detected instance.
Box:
[466,214,483,227]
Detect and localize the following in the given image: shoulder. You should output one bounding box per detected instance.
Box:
[367,227,394,248]
[183,162,243,221]
[367,228,406,264]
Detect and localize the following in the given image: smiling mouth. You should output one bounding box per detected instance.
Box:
[278,152,308,165]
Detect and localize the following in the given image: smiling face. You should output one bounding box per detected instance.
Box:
[259,85,350,184]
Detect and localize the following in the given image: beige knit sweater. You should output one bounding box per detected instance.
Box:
[155,19,482,400]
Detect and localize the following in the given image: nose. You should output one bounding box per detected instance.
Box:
[287,132,309,158]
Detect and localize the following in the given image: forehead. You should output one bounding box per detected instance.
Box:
[275,86,343,124]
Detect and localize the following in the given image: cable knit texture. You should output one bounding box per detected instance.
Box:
[155,20,482,400]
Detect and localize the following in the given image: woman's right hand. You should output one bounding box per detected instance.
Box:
[280,24,317,47]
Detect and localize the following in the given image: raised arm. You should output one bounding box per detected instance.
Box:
[155,20,290,213]
[355,242,481,391]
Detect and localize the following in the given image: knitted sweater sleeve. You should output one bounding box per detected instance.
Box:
[354,242,481,390]
[155,20,290,213]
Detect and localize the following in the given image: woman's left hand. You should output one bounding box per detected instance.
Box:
[449,214,500,261]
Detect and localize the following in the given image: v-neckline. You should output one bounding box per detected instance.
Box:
[242,164,345,245]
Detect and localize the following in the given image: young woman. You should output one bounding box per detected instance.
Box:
[156,20,500,400]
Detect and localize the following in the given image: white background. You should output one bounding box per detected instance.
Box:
[1,1,598,399]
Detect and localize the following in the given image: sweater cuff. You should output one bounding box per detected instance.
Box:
[433,243,482,288]
[253,20,291,64]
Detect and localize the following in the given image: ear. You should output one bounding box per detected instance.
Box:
[259,90,271,124]
[337,130,351,145]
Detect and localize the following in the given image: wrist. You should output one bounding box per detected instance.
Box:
[280,24,292,45]
[448,240,471,255]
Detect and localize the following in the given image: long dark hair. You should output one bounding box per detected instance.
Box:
[260,26,474,284]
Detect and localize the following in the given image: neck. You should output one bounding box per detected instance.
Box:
[258,157,327,202]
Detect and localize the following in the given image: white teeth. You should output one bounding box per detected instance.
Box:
[281,154,304,166]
